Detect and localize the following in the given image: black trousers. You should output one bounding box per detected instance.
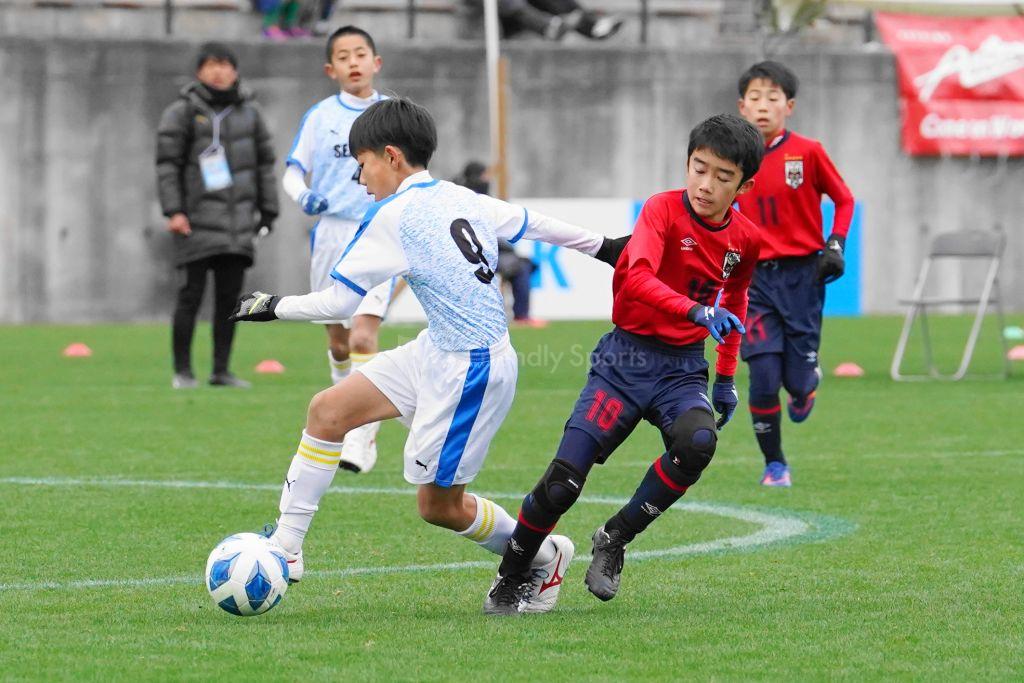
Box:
[172,254,248,375]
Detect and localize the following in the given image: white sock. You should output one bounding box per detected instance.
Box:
[274,431,343,554]
[329,350,351,385]
[457,495,558,564]
[457,494,515,555]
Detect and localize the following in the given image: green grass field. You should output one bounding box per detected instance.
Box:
[1,316,1022,681]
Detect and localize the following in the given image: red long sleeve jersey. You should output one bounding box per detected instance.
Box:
[612,190,761,377]
[735,130,854,261]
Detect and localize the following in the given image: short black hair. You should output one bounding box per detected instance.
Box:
[326,25,377,62]
[195,42,237,72]
[349,98,437,168]
[738,60,799,100]
[687,114,764,183]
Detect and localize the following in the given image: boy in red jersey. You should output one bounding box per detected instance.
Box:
[736,61,855,488]
[483,114,764,615]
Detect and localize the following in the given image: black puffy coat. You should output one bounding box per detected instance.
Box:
[155,81,279,267]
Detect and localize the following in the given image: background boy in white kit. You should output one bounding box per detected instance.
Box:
[281,25,394,474]
[232,98,627,605]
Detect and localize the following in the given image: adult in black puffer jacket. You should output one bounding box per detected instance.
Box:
[156,42,279,389]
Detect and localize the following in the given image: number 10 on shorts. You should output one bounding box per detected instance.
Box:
[586,390,623,432]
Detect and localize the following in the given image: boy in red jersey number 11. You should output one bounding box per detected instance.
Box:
[483,114,765,615]
[736,61,855,488]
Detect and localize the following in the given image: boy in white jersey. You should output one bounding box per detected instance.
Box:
[231,98,628,607]
[282,25,392,474]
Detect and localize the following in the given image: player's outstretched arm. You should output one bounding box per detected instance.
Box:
[231,283,365,323]
[479,194,612,261]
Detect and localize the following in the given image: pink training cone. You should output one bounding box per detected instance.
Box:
[1008,345,1024,361]
[833,362,865,377]
[62,343,93,358]
[255,359,285,374]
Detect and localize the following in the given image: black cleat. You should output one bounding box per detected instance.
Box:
[483,571,533,616]
[584,525,627,601]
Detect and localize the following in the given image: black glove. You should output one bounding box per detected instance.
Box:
[818,234,845,284]
[711,375,739,429]
[229,291,280,322]
[594,235,631,267]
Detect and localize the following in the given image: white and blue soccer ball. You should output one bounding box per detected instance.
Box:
[205,532,289,616]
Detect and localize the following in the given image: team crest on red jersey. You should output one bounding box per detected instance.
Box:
[784,159,804,189]
[722,250,741,279]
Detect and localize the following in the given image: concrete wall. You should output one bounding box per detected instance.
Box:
[0,36,1021,322]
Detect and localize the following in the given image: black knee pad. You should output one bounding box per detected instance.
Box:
[665,409,718,485]
[531,459,587,515]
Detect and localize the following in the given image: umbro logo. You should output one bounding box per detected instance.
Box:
[510,539,525,554]
[641,502,662,517]
[753,421,771,434]
[680,237,698,251]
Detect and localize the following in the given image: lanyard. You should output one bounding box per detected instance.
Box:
[203,106,234,153]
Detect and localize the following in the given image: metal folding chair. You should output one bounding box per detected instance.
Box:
[891,229,1011,381]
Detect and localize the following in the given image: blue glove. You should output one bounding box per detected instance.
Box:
[711,379,738,429]
[687,291,745,344]
[299,190,329,216]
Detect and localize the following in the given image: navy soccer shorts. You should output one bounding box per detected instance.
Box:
[565,328,713,462]
[740,257,824,369]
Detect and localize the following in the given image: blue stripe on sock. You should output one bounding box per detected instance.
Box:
[435,348,491,488]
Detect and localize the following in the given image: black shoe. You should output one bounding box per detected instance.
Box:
[584,525,627,601]
[172,371,198,389]
[209,372,252,388]
[483,571,533,616]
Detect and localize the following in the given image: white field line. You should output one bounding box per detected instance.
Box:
[0,476,813,593]
[484,448,1024,470]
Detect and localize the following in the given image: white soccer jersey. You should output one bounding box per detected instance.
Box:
[285,91,386,222]
[274,170,605,351]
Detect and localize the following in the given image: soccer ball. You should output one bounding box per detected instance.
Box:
[205,532,289,616]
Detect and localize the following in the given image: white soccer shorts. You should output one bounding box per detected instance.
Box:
[356,329,518,487]
[309,215,395,326]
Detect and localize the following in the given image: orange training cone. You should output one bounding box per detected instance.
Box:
[833,362,864,377]
[62,343,93,358]
[255,359,285,374]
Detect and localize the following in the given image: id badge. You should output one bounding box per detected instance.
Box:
[199,146,233,191]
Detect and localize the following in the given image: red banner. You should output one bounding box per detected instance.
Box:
[876,13,1024,156]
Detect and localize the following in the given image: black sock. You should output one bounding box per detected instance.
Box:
[750,394,785,465]
[605,453,690,543]
[498,429,600,577]
[498,492,557,577]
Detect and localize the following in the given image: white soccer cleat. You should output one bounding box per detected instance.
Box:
[266,537,304,583]
[339,422,379,473]
[518,534,575,614]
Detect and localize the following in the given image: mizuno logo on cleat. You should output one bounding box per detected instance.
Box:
[539,556,564,594]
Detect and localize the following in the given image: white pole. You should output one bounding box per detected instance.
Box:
[483,0,503,196]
